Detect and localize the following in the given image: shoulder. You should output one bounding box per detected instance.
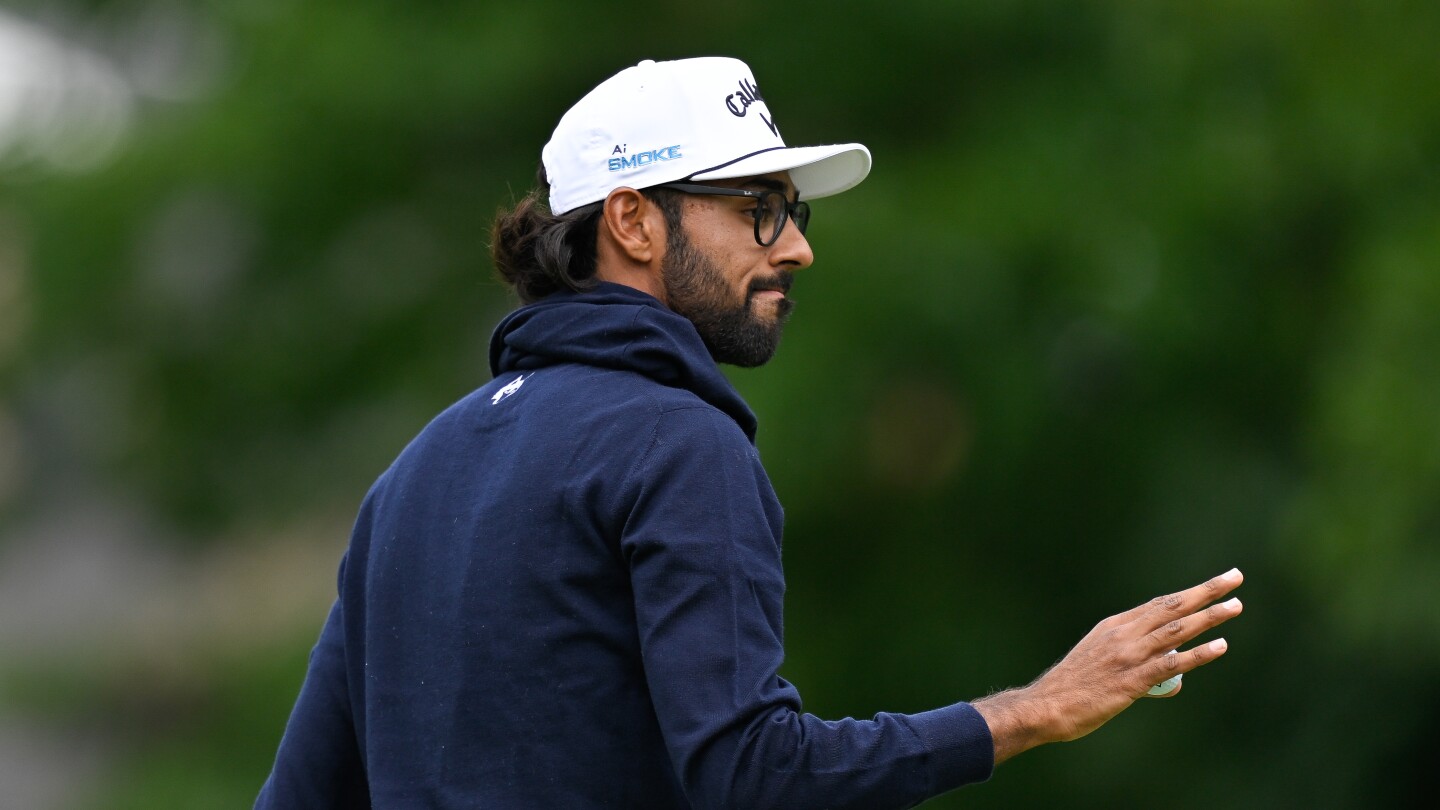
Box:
[524,363,724,430]
[446,364,750,460]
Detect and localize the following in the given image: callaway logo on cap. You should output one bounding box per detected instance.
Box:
[542,57,872,215]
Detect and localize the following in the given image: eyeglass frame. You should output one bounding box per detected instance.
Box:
[651,182,811,247]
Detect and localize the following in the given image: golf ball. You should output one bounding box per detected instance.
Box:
[1147,673,1182,696]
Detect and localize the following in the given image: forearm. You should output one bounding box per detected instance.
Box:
[692,703,994,810]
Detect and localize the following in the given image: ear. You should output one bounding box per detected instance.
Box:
[599,187,665,264]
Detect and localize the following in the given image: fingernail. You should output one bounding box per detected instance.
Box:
[1222,567,1242,580]
[1223,597,1242,610]
[1209,638,1228,652]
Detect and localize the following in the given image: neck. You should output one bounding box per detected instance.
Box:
[594,233,667,305]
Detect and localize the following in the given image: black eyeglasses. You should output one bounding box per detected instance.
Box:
[653,182,810,247]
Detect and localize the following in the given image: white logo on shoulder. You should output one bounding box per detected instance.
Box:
[491,374,529,405]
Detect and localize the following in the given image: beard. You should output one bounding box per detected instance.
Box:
[661,226,794,368]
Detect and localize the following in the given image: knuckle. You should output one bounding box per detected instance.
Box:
[1149,593,1185,613]
[1145,620,1185,649]
[1162,651,1181,672]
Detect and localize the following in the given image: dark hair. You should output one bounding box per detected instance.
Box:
[491,164,682,303]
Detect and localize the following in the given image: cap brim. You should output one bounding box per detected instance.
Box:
[689,143,872,201]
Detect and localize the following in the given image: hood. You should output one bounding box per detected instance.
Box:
[488,282,758,440]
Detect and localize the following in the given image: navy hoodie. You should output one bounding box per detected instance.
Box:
[256,283,994,809]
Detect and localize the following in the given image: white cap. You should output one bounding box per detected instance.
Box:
[542,57,872,215]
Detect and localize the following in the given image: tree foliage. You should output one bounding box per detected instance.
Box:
[2,1,1437,806]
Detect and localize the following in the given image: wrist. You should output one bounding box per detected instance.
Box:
[973,686,1056,764]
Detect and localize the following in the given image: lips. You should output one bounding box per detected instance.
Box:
[748,272,793,298]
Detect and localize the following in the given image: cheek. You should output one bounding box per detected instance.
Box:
[734,264,762,299]
[679,212,761,292]
[699,245,752,293]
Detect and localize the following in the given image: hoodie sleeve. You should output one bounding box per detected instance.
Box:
[619,406,994,810]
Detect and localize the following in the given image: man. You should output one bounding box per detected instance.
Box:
[257,57,1244,809]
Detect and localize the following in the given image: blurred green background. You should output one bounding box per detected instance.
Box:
[2,0,1438,807]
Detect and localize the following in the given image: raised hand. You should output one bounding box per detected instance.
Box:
[974,568,1244,763]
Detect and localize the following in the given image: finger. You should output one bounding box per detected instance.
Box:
[1144,637,1229,688]
[1123,568,1244,634]
[1144,596,1243,652]
[1107,568,1243,629]
[1141,650,1184,697]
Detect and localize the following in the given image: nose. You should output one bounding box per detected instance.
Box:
[770,217,814,270]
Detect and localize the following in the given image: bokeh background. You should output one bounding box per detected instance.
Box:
[3,1,1438,807]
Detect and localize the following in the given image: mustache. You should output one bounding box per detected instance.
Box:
[747,272,794,296]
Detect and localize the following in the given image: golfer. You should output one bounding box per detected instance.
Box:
[256,56,1244,809]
